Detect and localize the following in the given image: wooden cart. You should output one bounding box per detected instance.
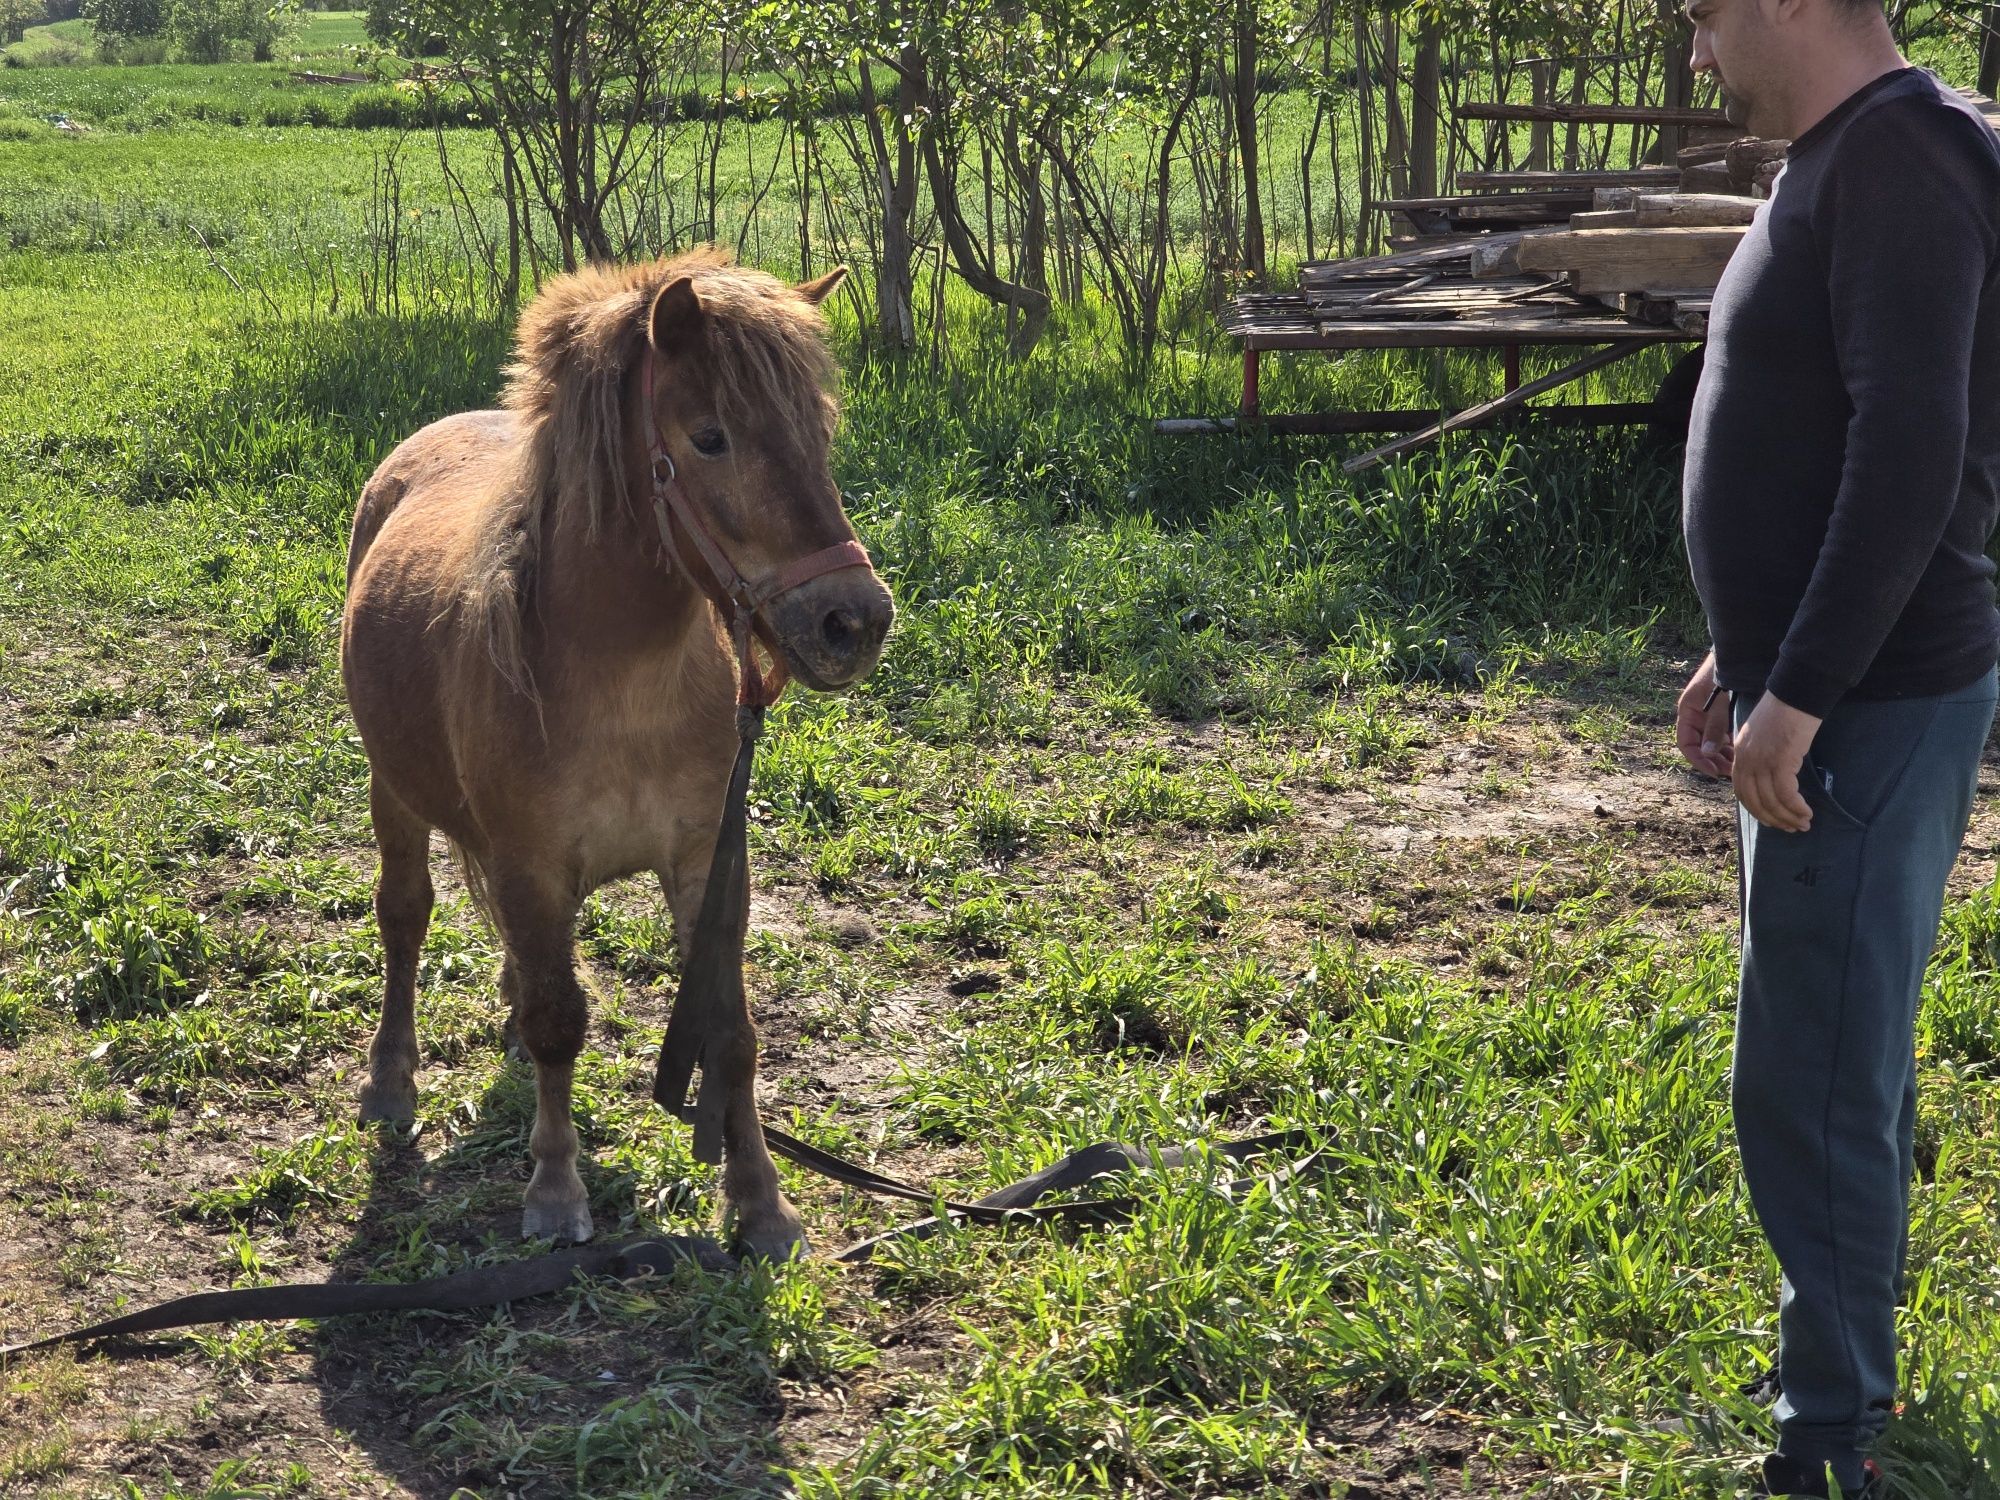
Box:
[1176,87,2000,475]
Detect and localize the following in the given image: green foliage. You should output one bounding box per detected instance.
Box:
[0,0,44,47]
[80,0,161,39]
[43,865,217,1022]
[189,1125,369,1224]
[165,0,297,62]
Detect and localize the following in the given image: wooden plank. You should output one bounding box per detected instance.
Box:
[1457,101,1728,127]
[1680,161,1736,194]
[1229,321,1687,350]
[1307,286,1570,312]
[1155,404,1660,438]
[1375,193,1594,214]
[1456,167,1681,191]
[1684,122,1744,150]
[1630,193,1760,227]
[1517,225,1746,294]
[1590,189,1761,223]
[1677,141,1735,167]
[1342,340,1657,472]
[1351,272,1441,307]
[1571,210,1640,229]
[1231,318,1688,351]
[1300,237,1505,282]
[1470,233,1550,277]
[1444,203,1592,224]
[1725,138,1789,190]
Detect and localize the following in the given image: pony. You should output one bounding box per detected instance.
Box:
[340,249,893,1256]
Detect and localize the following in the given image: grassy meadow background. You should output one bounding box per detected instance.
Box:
[4,15,2000,1499]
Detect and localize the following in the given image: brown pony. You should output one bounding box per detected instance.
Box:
[339,249,893,1256]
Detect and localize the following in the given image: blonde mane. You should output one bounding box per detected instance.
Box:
[468,248,839,694]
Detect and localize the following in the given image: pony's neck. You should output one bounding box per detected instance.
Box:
[532,472,711,676]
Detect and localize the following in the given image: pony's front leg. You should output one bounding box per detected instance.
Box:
[495,884,594,1243]
[662,865,805,1260]
[716,1018,805,1259]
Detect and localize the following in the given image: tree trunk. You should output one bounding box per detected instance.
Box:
[1382,9,1409,201]
[1981,3,2000,99]
[1526,59,1552,173]
[1002,116,1051,355]
[1410,23,1441,199]
[856,51,920,353]
[921,123,1051,348]
[1140,78,1202,359]
[1233,0,1265,279]
[1657,0,1694,162]
[1353,0,1378,254]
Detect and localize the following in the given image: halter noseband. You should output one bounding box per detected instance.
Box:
[641,355,873,709]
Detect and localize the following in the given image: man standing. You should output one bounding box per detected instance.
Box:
[1674,1,2000,1494]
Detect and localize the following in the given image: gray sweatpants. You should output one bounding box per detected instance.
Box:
[1731,667,1997,1491]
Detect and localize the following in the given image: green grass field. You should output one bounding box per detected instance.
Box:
[2,41,2000,1500]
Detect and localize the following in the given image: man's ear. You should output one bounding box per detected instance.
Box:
[797,265,849,305]
[649,276,705,354]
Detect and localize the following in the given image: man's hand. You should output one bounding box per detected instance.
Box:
[1731,692,1823,833]
[1676,651,1736,779]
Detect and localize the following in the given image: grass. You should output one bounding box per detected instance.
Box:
[1,42,1999,1500]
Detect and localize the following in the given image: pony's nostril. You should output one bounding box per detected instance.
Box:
[822,608,861,655]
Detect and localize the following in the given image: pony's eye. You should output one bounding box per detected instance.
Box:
[691,427,728,457]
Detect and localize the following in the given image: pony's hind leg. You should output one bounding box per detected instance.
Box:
[359,775,432,1124]
[494,882,594,1243]
[662,866,805,1260]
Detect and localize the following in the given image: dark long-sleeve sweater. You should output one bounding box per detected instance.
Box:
[1683,68,2000,718]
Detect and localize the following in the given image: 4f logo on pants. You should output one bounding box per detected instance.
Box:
[1794,865,1822,888]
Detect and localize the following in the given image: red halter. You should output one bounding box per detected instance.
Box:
[640,356,873,708]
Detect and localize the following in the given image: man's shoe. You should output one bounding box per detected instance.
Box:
[1756,1453,1881,1498]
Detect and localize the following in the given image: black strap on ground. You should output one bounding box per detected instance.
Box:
[0,1125,1324,1355]
[0,1235,734,1359]
[4,689,1330,1356]
[748,1118,1323,1263]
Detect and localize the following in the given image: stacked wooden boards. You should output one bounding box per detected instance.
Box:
[1376,99,1733,234]
[1481,84,2000,332]
[1469,192,1756,334]
[1222,236,1691,352]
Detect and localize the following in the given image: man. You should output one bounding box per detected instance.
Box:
[1673,0,2000,1494]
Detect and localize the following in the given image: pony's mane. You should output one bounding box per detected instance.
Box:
[469,247,839,694]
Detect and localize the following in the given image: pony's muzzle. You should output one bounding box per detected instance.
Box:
[767,572,893,691]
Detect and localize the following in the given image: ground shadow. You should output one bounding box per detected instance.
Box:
[306,1037,796,1499]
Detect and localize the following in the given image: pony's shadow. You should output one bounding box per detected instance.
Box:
[308,1053,793,1499]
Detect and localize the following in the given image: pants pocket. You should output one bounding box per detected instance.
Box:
[1798,752,1868,833]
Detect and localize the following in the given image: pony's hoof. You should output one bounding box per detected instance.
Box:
[733,1204,809,1262]
[522,1198,595,1244]
[358,1080,417,1125]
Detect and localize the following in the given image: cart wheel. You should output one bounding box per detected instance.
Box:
[1647,348,1706,449]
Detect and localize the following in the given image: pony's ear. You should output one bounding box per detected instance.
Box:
[797,265,849,305]
[648,276,705,354]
